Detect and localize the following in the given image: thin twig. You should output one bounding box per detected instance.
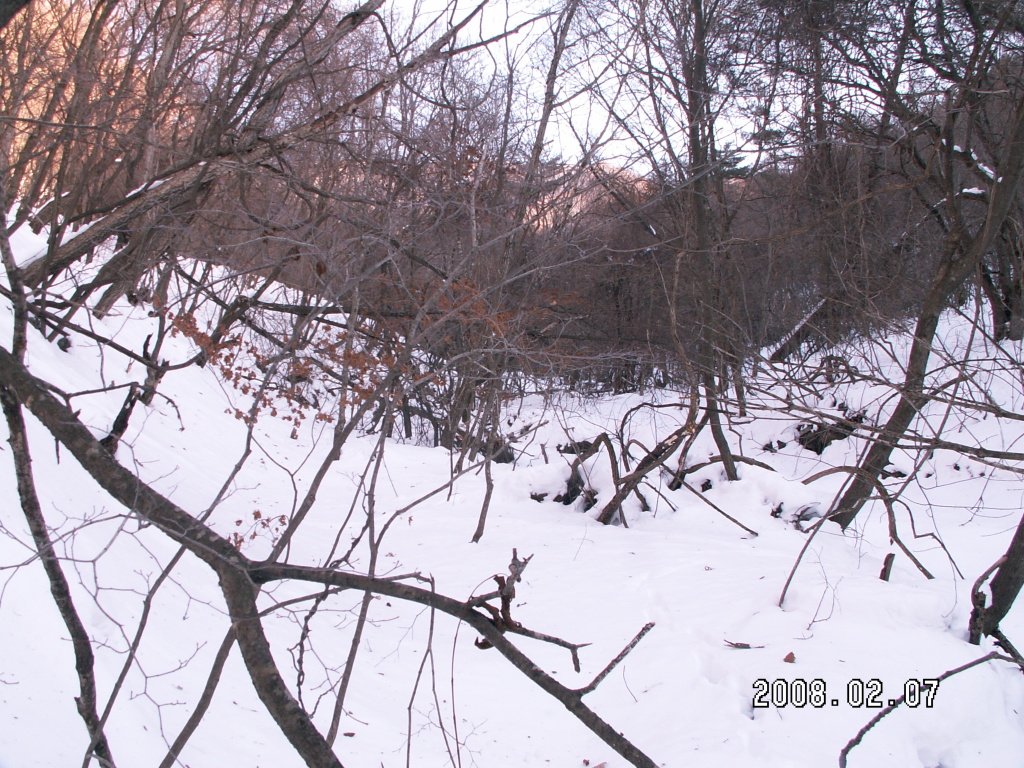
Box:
[506,625,591,673]
[678,479,758,536]
[779,514,831,608]
[574,622,655,696]
[839,652,1013,767]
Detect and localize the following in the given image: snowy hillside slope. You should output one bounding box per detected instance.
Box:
[1,257,1024,768]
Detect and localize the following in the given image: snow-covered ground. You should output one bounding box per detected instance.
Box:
[1,260,1024,768]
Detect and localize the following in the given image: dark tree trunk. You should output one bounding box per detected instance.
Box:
[976,513,1024,637]
[705,375,738,482]
[0,0,30,30]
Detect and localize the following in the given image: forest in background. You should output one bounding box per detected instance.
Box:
[4,0,1019,410]
[6,1,1024,766]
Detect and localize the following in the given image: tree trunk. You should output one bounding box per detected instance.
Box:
[977,512,1024,637]
[705,374,738,481]
[0,386,116,767]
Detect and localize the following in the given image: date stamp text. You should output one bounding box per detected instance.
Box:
[752,678,940,709]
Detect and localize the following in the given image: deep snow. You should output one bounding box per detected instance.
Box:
[1,256,1024,767]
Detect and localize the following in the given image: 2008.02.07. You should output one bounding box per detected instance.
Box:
[752,678,939,708]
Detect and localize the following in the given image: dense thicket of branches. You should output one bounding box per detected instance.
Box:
[7,0,1024,765]
[9,0,1020,405]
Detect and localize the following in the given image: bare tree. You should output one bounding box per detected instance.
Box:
[800,0,1024,530]
[568,0,783,493]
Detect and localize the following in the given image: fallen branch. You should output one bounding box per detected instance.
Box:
[251,562,659,768]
